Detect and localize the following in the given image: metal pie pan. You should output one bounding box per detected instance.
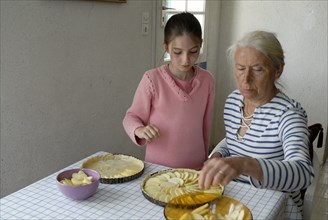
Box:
[82,153,145,184]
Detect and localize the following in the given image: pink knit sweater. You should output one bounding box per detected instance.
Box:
[123,64,215,169]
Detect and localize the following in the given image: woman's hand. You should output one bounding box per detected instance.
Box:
[135,124,160,142]
[198,156,262,189]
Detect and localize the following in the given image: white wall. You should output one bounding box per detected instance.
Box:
[212,1,328,163]
[0,0,154,197]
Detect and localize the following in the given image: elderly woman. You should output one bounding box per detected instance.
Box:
[199,31,314,217]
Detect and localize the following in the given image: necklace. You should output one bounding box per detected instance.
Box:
[241,109,253,127]
[237,109,254,142]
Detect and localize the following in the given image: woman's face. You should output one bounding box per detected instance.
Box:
[234,47,281,105]
[166,34,201,76]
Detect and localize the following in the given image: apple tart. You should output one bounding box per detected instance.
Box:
[164,195,252,220]
[82,154,144,184]
[141,169,224,207]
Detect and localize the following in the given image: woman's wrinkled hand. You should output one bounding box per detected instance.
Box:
[198,157,243,190]
[135,124,160,142]
[198,156,262,190]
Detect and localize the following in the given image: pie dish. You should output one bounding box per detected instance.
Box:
[82,153,144,184]
[141,168,224,207]
[164,195,252,220]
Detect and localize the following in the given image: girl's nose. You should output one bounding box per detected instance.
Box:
[183,53,190,64]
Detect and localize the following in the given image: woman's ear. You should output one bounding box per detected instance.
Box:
[275,65,284,79]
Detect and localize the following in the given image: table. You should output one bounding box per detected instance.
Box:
[1,151,287,219]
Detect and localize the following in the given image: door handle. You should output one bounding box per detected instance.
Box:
[162,6,176,10]
[161,5,176,27]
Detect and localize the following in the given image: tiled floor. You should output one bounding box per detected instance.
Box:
[311,160,328,219]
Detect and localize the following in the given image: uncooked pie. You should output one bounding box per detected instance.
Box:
[141,169,224,207]
[82,154,144,184]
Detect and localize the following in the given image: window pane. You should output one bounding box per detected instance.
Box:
[187,0,205,12]
[164,52,170,62]
[166,0,186,11]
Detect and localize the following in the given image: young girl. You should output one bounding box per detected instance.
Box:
[123,12,215,169]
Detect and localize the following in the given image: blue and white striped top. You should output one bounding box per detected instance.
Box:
[214,90,314,211]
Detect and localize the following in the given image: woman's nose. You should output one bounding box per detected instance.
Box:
[244,69,252,82]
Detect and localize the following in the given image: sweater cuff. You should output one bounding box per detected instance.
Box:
[135,135,146,146]
[249,158,266,189]
[125,121,146,146]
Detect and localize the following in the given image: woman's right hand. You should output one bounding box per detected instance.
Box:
[135,124,160,142]
[199,156,263,190]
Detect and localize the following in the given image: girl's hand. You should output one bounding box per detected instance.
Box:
[135,124,160,142]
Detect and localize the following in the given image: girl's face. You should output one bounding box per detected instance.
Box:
[165,34,201,76]
[234,47,282,105]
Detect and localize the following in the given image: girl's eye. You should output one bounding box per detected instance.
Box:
[190,50,198,54]
[173,50,182,55]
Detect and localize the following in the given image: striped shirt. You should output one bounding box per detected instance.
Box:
[214,90,314,213]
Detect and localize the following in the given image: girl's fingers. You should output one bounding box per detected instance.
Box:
[140,125,160,142]
[148,125,160,137]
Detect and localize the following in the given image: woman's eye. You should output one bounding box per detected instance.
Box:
[235,69,245,76]
[190,50,198,54]
[236,66,245,71]
[253,68,264,75]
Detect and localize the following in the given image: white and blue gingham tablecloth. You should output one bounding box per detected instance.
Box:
[1,151,290,219]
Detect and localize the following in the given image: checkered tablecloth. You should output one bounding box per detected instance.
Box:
[0,151,287,219]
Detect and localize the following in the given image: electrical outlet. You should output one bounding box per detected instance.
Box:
[142,24,149,35]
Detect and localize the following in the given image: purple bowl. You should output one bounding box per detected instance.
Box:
[56,168,100,200]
